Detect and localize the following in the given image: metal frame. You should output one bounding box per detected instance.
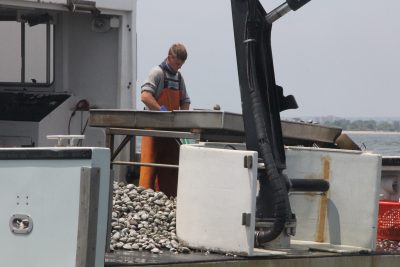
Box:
[46,22,51,84]
[1,19,54,87]
[75,167,100,267]
[21,22,25,83]
[106,128,201,169]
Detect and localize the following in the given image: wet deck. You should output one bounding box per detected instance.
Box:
[105,250,400,267]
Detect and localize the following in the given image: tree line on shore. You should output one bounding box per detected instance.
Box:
[320,119,400,131]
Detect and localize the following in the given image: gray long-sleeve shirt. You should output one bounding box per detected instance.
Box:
[141,66,191,105]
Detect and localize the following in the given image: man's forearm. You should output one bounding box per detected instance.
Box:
[141,92,161,110]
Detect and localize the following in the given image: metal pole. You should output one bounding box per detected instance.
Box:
[112,161,179,169]
[265,3,292,24]
[265,0,313,24]
[46,23,51,84]
[21,23,25,83]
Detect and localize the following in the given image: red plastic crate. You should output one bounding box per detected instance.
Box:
[378,201,400,240]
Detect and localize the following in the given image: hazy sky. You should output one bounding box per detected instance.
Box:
[136,0,400,118]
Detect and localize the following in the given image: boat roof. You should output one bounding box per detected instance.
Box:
[0,0,136,12]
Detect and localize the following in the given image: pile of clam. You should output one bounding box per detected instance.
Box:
[110,182,190,254]
[376,240,400,253]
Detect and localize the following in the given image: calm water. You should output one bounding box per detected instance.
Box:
[346,131,400,156]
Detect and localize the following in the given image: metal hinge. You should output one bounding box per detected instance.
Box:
[244,155,253,169]
[242,213,251,227]
[67,0,100,15]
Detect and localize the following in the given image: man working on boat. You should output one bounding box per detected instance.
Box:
[139,43,190,197]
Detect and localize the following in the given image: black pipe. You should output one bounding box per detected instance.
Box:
[286,0,311,11]
[290,179,330,192]
[266,0,312,24]
[265,3,292,24]
[245,0,290,245]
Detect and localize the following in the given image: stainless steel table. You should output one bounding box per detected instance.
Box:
[89,110,246,169]
[89,110,342,169]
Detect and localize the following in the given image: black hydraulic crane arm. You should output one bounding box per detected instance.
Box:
[230,0,312,244]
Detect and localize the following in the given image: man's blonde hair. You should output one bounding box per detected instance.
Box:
[168,43,187,61]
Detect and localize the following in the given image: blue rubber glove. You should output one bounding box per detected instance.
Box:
[159,105,168,111]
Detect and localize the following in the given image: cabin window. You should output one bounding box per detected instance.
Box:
[0,18,54,86]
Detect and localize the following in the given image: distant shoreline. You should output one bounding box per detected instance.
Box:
[344,130,400,135]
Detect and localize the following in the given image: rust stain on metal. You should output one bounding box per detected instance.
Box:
[315,156,331,243]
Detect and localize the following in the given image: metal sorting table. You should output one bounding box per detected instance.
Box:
[89,110,246,169]
[89,109,342,169]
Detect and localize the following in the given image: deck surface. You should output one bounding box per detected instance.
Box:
[105,250,400,267]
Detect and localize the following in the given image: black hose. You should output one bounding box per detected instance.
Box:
[77,118,89,146]
[245,0,290,245]
[290,179,330,192]
[67,110,76,135]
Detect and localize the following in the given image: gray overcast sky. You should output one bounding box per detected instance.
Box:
[137,0,400,118]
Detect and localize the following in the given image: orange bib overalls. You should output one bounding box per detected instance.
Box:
[139,71,182,197]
